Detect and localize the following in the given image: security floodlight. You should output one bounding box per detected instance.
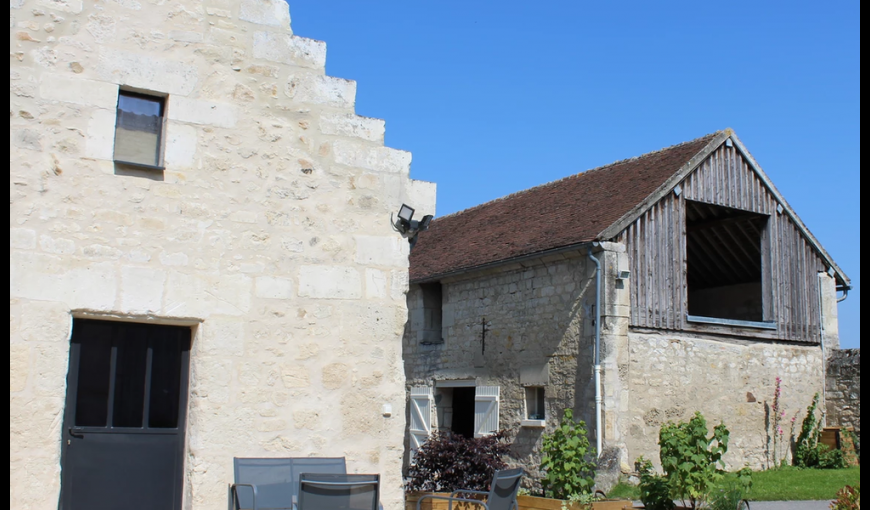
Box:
[391,204,433,249]
[617,270,631,280]
[419,214,433,230]
[397,204,415,223]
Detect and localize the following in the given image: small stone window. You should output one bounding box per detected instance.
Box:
[114,90,166,169]
[522,387,546,426]
[420,282,443,344]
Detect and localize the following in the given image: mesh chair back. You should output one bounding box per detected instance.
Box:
[233,458,294,509]
[297,473,379,510]
[485,468,524,510]
[290,457,347,497]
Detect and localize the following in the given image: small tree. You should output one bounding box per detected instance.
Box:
[658,412,730,510]
[406,430,512,493]
[540,409,596,499]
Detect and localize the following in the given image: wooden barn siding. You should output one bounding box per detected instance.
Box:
[617,145,825,343]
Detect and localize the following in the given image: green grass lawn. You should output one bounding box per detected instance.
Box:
[607,466,860,501]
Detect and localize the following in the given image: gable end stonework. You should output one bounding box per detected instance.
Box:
[10,1,434,508]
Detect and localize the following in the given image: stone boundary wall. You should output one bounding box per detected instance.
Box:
[826,349,860,437]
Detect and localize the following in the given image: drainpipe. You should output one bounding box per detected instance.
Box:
[818,274,827,428]
[587,247,603,459]
[837,287,849,303]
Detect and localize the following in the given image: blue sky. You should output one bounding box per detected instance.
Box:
[288,1,860,348]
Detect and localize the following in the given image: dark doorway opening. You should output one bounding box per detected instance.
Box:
[60,319,191,510]
[450,387,476,439]
[686,200,769,321]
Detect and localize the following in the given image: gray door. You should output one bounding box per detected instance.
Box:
[60,319,191,510]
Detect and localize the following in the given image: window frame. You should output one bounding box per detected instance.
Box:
[683,199,776,330]
[113,89,167,171]
[521,386,546,427]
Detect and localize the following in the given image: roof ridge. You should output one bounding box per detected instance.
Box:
[431,131,723,223]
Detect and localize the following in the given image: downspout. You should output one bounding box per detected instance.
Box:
[587,247,603,459]
[818,274,827,428]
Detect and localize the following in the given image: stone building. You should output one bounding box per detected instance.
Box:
[404,130,850,484]
[9,0,434,507]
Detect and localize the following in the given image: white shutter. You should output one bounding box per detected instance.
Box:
[474,386,499,437]
[409,386,432,457]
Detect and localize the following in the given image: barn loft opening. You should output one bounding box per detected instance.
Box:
[686,200,769,322]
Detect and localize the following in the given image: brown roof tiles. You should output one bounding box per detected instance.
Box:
[409,132,720,282]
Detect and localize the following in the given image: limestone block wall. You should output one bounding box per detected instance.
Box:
[9,0,434,508]
[619,331,825,471]
[404,250,598,484]
[826,349,860,437]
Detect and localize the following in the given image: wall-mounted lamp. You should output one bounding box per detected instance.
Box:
[392,203,433,248]
[617,270,631,281]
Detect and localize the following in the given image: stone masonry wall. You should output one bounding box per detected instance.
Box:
[404,249,600,487]
[620,331,825,471]
[826,349,860,437]
[9,0,434,508]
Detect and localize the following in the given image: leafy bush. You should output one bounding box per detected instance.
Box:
[540,409,596,499]
[708,483,749,510]
[659,412,730,509]
[793,393,847,470]
[636,456,675,510]
[830,485,860,510]
[405,430,512,493]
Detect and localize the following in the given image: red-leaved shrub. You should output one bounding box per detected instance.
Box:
[406,430,512,493]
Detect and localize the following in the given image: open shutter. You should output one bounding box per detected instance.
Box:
[474,386,499,437]
[409,386,432,457]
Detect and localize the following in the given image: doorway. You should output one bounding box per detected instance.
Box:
[59,319,192,510]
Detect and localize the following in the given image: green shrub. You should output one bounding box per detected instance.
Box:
[540,409,596,499]
[708,483,749,510]
[659,412,730,509]
[793,393,847,470]
[636,456,675,510]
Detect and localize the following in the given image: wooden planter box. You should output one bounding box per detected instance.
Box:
[405,493,480,510]
[407,493,633,510]
[516,494,634,510]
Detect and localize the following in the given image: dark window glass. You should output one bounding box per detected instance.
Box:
[686,200,768,321]
[148,328,186,428]
[527,387,545,420]
[112,328,148,427]
[74,323,113,427]
[114,91,165,168]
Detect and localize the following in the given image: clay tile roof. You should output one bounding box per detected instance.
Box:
[410,132,721,282]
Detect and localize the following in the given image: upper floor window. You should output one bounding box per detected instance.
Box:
[685,200,772,326]
[114,91,165,169]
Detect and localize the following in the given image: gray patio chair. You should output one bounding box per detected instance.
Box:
[289,457,347,495]
[297,473,380,510]
[415,467,524,510]
[232,457,295,510]
[232,457,348,510]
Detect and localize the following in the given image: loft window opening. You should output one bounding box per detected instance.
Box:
[685,200,770,324]
[114,90,166,170]
[420,282,443,344]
